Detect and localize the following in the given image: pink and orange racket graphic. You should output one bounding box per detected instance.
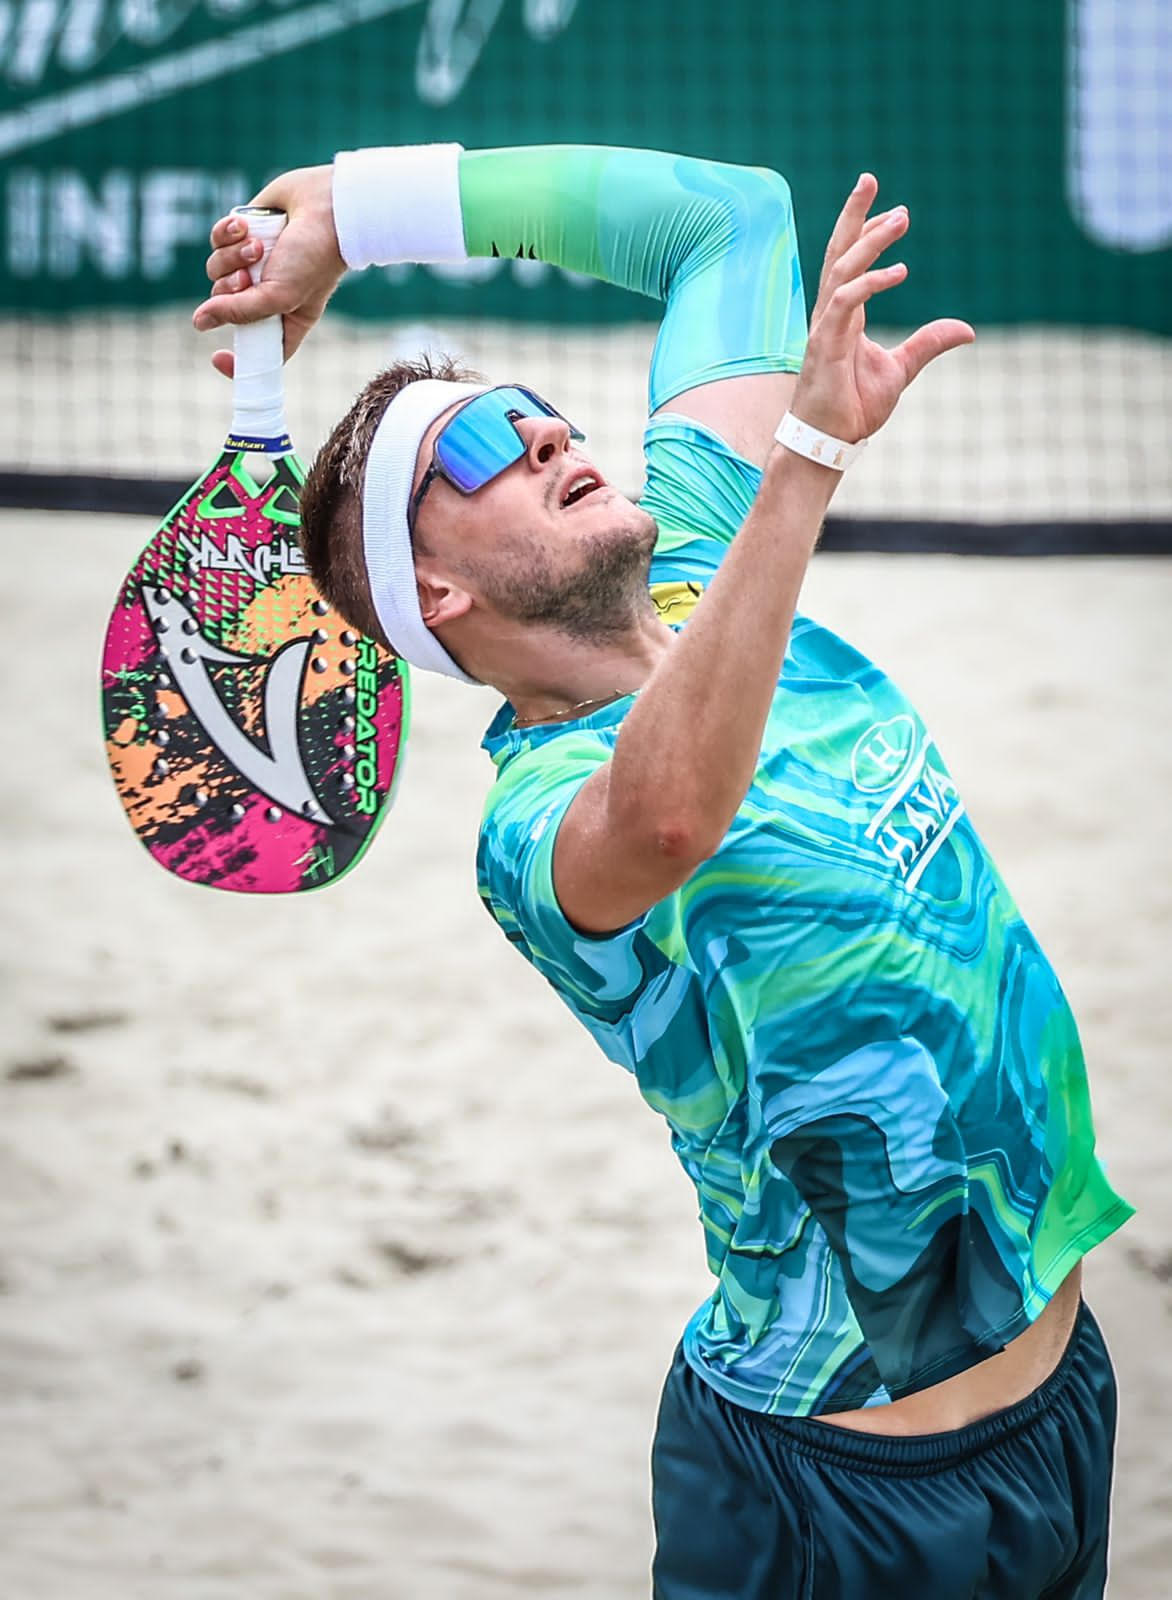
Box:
[101,208,408,892]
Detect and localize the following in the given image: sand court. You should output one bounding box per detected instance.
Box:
[2,511,1169,1597]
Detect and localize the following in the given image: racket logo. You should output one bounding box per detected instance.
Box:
[352,638,383,816]
[143,585,335,827]
[180,528,306,586]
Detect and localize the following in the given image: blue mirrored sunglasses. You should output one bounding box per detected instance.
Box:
[407,384,585,533]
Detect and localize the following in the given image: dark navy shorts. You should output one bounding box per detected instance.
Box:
[651,1303,1117,1599]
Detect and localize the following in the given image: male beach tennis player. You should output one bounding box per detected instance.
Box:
[194,145,1132,1597]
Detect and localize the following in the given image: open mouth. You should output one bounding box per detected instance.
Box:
[559,470,606,508]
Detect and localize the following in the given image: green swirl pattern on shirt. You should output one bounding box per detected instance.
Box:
[468,147,1130,1415]
[477,417,1131,1416]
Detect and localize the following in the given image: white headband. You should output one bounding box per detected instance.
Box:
[361,378,490,683]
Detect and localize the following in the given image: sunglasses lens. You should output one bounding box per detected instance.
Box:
[434,387,584,493]
[435,391,527,491]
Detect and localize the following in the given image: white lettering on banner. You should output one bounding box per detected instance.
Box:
[141,169,226,277]
[47,168,133,276]
[6,166,246,276]
[0,0,582,158]
[1067,0,1172,252]
[6,168,40,274]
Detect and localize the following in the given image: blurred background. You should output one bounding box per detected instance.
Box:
[0,0,1169,542]
[2,5,1171,1598]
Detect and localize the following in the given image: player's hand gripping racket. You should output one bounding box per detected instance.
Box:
[101,207,408,892]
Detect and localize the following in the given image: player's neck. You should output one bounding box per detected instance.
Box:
[465,608,673,726]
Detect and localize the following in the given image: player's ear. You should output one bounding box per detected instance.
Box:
[416,571,473,630]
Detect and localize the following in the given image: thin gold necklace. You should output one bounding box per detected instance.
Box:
[512,690,627,730]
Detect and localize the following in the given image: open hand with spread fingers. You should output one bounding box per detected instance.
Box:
[790,173,975,447]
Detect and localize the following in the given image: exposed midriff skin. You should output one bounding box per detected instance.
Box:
[817,1264,1084,1436]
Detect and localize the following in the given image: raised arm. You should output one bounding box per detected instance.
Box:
[549,177,975,933]
[194,143,806,463]
[456,146,806,463]
[195,162,973,936]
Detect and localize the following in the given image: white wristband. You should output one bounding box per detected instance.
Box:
[774,411,867,471]
[332,145,468,269]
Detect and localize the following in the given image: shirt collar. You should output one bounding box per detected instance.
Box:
[481,692,636,769]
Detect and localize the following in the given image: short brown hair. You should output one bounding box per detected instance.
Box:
[298,352,484,649]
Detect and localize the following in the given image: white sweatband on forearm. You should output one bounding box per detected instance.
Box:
[362,378,488,684]
[332,144,468,269]
[774,411,867,471]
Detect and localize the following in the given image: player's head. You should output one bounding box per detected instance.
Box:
[299,355,656,685]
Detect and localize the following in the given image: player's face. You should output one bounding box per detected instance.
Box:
[409,400,658,640]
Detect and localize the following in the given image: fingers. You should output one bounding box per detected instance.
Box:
[861,207,903,237]
[206,215,264,285]
[814,262,909,348]
[209,213,246,249]
[820,173,879,278]
[209,269,252,297]
[192,282,283,331]
[204,214,256,359]
[200,213,280,326]
[895,318,976,384]
[817,206,902,295]
[820,206,908,306]
[206,238,263,283]
[817,178,912,309]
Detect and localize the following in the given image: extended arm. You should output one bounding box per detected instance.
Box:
[456,145,806,458]
[195,162,973,935]
[552,178,979,931]
[195,143,806,463]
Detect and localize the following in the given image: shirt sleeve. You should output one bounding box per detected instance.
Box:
[458,145,807,578]
[459,145,807,413]
[643,413,767,590]
[636,153,805,555]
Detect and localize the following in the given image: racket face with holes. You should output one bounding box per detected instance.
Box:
[101,446,408,893]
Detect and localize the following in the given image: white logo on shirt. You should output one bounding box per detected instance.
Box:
[854,722,965,890]
[850,715,917,793]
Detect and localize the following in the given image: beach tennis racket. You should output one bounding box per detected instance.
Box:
[101,207,408,893]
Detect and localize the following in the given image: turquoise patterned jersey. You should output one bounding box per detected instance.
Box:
[469,148,1132,1417]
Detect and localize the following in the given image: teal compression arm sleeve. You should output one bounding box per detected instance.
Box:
[458,146,807,413]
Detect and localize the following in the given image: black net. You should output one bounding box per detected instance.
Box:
[1,0,1169,546]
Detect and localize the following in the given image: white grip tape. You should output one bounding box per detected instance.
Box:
[773,411,867,471]
[229,206,289,446]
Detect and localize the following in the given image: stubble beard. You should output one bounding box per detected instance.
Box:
[464,507,659,644]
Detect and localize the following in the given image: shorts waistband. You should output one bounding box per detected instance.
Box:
[741,1301,1099,1476]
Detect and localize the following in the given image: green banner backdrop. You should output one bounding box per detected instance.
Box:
[2,0,1169,329]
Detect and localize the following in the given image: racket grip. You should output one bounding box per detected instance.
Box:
[229,205,289,450]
